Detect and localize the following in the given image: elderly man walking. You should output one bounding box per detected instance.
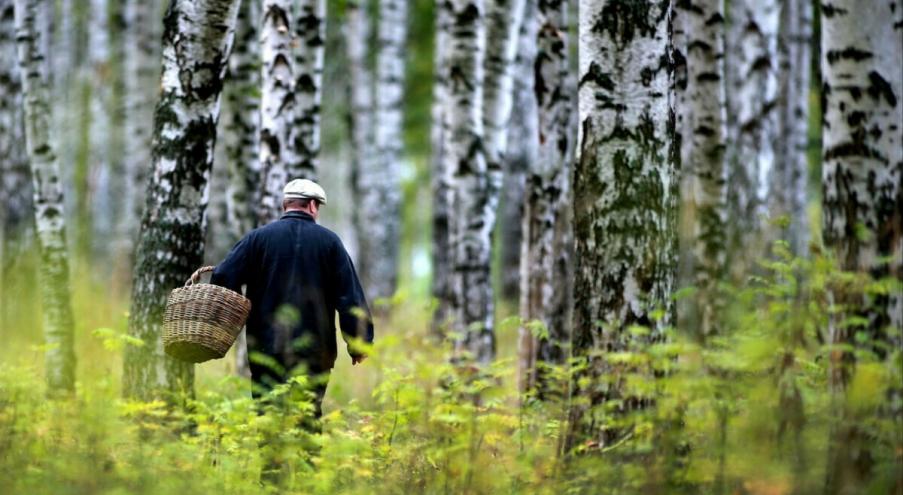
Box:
[211,179,373,417]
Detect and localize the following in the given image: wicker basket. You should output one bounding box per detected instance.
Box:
[163,266,251,363]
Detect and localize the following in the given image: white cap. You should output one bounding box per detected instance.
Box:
[283,179,327,205]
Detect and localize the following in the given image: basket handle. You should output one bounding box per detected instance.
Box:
[185,266,216,287]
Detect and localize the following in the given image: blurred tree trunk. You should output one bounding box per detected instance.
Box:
[86,0,114,263]
[443,0,493,363]
[289,0,324,178]
[725,0,779,275]
[518,0,573,396]
[117,0,161,284]
[14,0,78,394]
[346,0,376,301]
[497,0,537,304]
[355,0,406,303]
[821,1,902,492]
[679,0,727,338]
[569,0,676,448]
[771,0,811,256]
[123,0,241,401]
[224,0,261,241]
[0,0,34,330]
[483,0,526,304]
[430,1,451,335]
[258,0,298,223]
[222,0,261,379]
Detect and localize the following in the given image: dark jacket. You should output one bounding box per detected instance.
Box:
[211,211,373,372]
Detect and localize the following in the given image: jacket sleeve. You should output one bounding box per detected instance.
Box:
[332,238,374,358]
[211,234,253,293]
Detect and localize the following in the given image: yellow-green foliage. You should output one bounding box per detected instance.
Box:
[0,242,900,494]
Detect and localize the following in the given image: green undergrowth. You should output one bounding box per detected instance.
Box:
[0,242,900,494]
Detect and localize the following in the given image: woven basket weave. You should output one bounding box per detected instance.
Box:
[163,266,251,363]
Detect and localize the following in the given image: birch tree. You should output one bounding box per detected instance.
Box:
[289,0,325,177]
[725,0,779,271]
[679,0,727,338]
[500,0,538,303]
[443,0,493,363]
[123,0,241,400]
[224,0,261,241]
[570,0,676,447]
[0,0,33,329]
[117,0,161,275]
[518,0,573,395]
[258,0,298,223]
[222,0,260,379]
[354,0,407,302]
[821,1,902,491]
[431,2,452,334]
[346,0,375,288]
[771,0,811,256]
[14,0,78,394]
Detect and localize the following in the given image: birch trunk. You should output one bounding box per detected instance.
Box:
[430,1,452,334]
[14,0,78,394]
[87,0,113,259]
[518,0,574,395]
[771,0,811,256]
[122,0,241,401]
[223,0,261,379]
[570,0,676,447]
[444,0,494,363]
[821,2,902,491]
[679,0,727,338]
[224,0,261,241]
[289,0,325,178]
[355,0,406,302]
[500,0,538,303]
[725,0,779,273]
[346,0,375,292]
[483,0,526,224]
[0,0,33,329]
[118,0,162,279]
[258,0,298,223]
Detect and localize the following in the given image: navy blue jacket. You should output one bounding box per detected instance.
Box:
[211,211,373,372]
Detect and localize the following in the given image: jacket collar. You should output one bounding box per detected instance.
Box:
[280,210,315,222]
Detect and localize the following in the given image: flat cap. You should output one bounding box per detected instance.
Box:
[283,178,327,205]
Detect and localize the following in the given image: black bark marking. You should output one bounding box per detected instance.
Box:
[867,71,898,106]
[826,47,873,64]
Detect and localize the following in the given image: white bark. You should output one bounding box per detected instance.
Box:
[725,0,780,268]
[87,0,113,256]
[290,0,325,178]
[224,0,262,240]
[346,0,375,270]
[430,0,452,334]
[821,3,901,492]
[500,0,538,302]
[444,0,494,364]
[14,0,78,393]
[679,0,727,337]
[118,0,162,273]
[483,0,526,207]
[822,0,902,364]
[772,0,811,256]
[571,0,676,446]
[1,0,33,328]
[518,0,574,395]
[222,0,261,380]
[258,0,298,223]
[123,0,242,400]
[358,0,406,301]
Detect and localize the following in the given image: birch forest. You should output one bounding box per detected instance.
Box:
[0,0,901,493]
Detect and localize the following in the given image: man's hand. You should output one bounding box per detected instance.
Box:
[351,355,367,365]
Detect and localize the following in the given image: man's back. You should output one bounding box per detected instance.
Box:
[212,210,373,374]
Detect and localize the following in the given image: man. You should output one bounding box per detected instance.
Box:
[211,179,373,417]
